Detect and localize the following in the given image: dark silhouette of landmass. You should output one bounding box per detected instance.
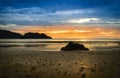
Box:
[61,41,89,51]
[22,32,52,39]
[0,29,22,39]
[0,29,52,39]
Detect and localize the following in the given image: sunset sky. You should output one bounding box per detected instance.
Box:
[0,0,120,38]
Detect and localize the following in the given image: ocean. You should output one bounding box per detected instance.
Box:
[0,38,120,52]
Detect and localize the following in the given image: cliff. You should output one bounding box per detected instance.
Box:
[0,29,52,39]
[0,29,22,39]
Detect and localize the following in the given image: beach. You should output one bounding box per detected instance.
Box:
[0,39,120,78]
[0,49,120,78]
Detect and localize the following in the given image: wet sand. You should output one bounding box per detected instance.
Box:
[0,50,120,78]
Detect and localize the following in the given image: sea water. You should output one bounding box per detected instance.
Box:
[0,38,120,51]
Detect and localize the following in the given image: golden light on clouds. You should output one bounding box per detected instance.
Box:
[11,25,120,39]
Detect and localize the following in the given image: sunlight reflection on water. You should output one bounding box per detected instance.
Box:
[0,39,120,51]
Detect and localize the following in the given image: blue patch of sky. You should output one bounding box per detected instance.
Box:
[0,0,120,25]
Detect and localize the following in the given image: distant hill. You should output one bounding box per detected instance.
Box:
[22,32,52,39]
[0,29,22,39]
[0,29,52,39]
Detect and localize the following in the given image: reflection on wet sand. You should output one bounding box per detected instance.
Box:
[0,50,120,78]
[0,44,46,48]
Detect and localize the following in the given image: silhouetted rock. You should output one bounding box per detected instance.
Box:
[0,29,22,39]
[61,41,89,51]
[22,32,52,39]
[0,29,52,39]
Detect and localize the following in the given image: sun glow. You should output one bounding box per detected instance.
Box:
[65,18,100,23]
[9,25,120,39]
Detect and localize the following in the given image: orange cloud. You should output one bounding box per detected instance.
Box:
[11,25,120,39]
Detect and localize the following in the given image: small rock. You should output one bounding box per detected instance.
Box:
[61,42,89,51]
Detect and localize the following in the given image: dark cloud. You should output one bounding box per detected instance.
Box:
[0,0,119,9]
[0,0,120,25]
[0,0,119,12]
